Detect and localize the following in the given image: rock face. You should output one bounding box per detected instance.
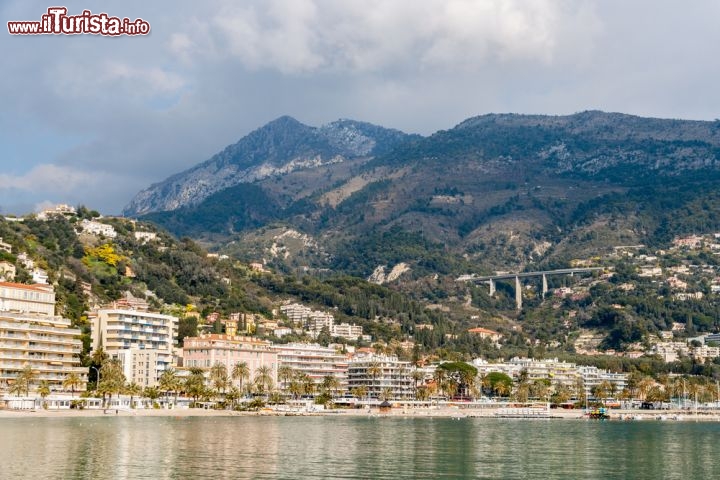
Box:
[123,116,412,216]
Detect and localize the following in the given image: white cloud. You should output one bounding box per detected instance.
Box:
[198,0,599,73]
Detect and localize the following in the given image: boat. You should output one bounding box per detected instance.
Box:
[586,407,610,420]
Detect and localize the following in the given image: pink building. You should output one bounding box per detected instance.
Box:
[182,334,278,386]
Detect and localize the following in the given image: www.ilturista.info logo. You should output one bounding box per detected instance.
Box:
[8,7,150,36]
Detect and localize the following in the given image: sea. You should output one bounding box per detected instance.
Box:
[0,416,717,479]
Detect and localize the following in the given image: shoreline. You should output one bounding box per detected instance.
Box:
[2,406,720,422]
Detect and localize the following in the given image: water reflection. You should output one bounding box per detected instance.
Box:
[0,416,718,479]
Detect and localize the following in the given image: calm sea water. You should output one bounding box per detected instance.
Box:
[0,416,717,479]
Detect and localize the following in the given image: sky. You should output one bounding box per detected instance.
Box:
[2,0,720,215]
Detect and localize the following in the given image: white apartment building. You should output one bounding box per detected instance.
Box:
[280,303,313,324]
[576,365,627,398]
[473,357,627,396]
[91,308,178,387]
[331,323,365,341]
[307,311,334,333]
[80,219,117,238]
[133,231,158,243]
[0,283,86,391]
[347,353,414,399]
[113,348,164,388]
[274,342,348,392]
[0,282,55,316]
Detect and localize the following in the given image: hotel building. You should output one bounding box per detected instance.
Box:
[183,333,278,387]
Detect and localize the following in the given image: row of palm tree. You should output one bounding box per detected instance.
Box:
[6,367,85,398]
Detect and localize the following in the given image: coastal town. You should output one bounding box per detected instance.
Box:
[2,205,720,417]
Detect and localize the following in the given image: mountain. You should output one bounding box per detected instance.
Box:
[130,111,720,281]
[123,116,415,216]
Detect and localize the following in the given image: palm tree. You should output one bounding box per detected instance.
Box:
[411,370,425,400]
[37,380,51,402]
[125,382,142,408]
[226,386,241,409]
[254,366,274,396]
[209,363,229,397]
[62,372,82,397]
[298,372,315,397]
[379,387,393,402]
[433,368,447,398]
[16,365,37,397]
[514,383,530,402]
[144,386,160,406]
[637,377,655,401]
[99,359,126,408]
[185,368,207,404]
[159,368,180,405]
[551,385,572,406]
[459,369,477,400]
[321,375,340,401]
[494,381,511,398]
[232,361,250,394]
[277,365,295,395]
[289,378,304,399]
[9,381,24,397]
[367,361,382,398]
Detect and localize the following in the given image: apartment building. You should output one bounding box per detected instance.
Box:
[91,308,178,388]
[0,283,86,391]
[347,353,414,399]
[274,342,348,392]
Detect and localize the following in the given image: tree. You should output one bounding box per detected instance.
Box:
[62,372,82,397]
[98,359,126,407]
[550,385,572,406]
[16,365,37,397]
[514,383,530,402]
[411,370,425,400]
[144,386,160,404]
[37,380,51,401]
[321,375,340,401]
[159,368,181,404]
[125,382,142,408]
[226,386,241,409]
[289,378,304,399]
[254,366,274,395]
[484,372,513,398]
[232,361,250,393]
[209,363,229,396]
[350,385,368,401]
[185,367,207,404]
[277,365,295,394]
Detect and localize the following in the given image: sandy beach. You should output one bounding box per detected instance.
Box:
[3,406,720,421]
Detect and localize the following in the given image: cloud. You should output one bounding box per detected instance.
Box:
[0,164,138,215]
[196,0,599,74]
[2,0,720,216]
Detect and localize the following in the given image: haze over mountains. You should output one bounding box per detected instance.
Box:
[125,111,720,278]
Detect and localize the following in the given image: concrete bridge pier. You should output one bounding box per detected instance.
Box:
[488,279,495,297]
[542,274,548,299]
[515,276,522,310]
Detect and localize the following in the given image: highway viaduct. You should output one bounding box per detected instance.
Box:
[456,268,604,310]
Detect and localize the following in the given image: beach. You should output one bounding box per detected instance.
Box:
[3,405,720,421]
